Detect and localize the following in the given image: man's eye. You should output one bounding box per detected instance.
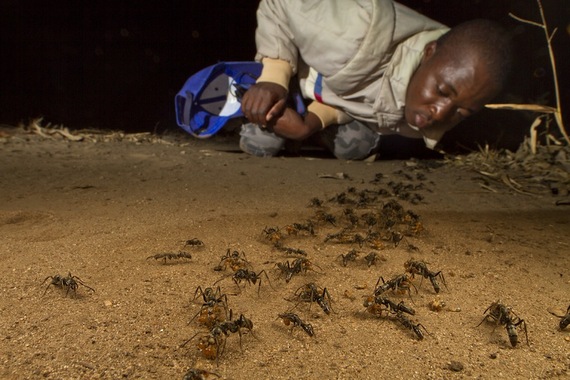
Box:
[437,86,447,96]
[456,109,469,119]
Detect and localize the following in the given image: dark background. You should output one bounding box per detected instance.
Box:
[1,0,568,151]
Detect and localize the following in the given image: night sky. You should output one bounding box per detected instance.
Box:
[1,0,568,150]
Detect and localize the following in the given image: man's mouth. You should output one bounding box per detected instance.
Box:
[413,112,430,129]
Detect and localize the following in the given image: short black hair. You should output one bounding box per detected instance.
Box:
[437,19,514,92]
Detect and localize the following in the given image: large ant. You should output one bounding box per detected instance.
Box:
[477,301,529,347]
[213,249,250,272]
[275,245,308,256]
[263,226,283,245]
[339,249,359,267]
[363,295,415,317]
[42,272,95,297]
[284,221,315,236]
[325,229,365,247]
[278,312,315,337]
[182,310,255,364]
[549,304,570,331]
[147,251,192,264]
[183,238,205,248]
[557,305,570,330]
[215,268,271,294]
[373,274,417,299]
[293,282,333,315]
[364,252,379,267]
[394,311,429,340]
[276,258,321,283]
[189,286,229,328]
[404,259,447,293]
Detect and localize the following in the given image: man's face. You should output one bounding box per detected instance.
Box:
[405,41,498,131]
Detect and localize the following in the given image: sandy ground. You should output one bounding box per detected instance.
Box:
[0,126,569,380]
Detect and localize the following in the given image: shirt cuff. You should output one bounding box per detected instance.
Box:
[256,58,293,91]
[307,101,352,128]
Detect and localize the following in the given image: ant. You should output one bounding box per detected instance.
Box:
[276,245,307,256]
[477,301,529,347]
[551,305,570,330]
[183,238,204,248]
[42,272,95,297]
[213,249,250,272]
[549,304,570,331]
[147,251,192,264]
[276,258,322,283]
[386,231,404,247]
[215,268,271,294]
[394,311,429,340]
[373,274,417,299]
[364,231,384,250]
[293,282,333,315]
[404,259,447,293]
[284,221,315,236]
[343,208,360,227]
[339,249,359,267]
[363,295,415,317]
[278,312,315,337]
[364,252,379,267]
[315,210,337,226]
[308,197,324,207]
[325,230,365,247]
[189,286,229,327]
[182,310,255,364]
[183,368,220,380]
[263,226,283,245]
[361,212,379,228]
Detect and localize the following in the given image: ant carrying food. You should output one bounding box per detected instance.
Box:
[278,312,315,337]
[189,286,229,328]
[363,295,415,317]
[284,221,315,236]
[404,259,447,293]
[263,226,283,245]
[373,274,417,299]
[292,282,333,315]
[182,310,256,364]
[213,249,250,272]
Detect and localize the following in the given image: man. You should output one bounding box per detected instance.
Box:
[239,0,513,159]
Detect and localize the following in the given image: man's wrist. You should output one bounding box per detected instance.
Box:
[257,58,293,90]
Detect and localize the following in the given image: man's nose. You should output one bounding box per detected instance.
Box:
[431,100,454,122]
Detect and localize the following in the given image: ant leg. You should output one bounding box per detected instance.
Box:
[180,331,201,347]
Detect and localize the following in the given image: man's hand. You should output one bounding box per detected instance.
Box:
[272,110,323,140]
[241,82,288,126]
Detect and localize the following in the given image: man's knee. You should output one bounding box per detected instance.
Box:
[322,121,380,160]
[239,123,285,157]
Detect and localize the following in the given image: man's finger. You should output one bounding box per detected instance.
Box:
[266,99,287,122]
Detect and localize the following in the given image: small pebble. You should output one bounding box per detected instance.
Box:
[447,361,464,372]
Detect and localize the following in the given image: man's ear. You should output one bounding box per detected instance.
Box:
[421,41,437,63]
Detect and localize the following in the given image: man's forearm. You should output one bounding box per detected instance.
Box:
[272,110,323,140]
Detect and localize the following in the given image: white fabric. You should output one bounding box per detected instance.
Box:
[255,0,449,148]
